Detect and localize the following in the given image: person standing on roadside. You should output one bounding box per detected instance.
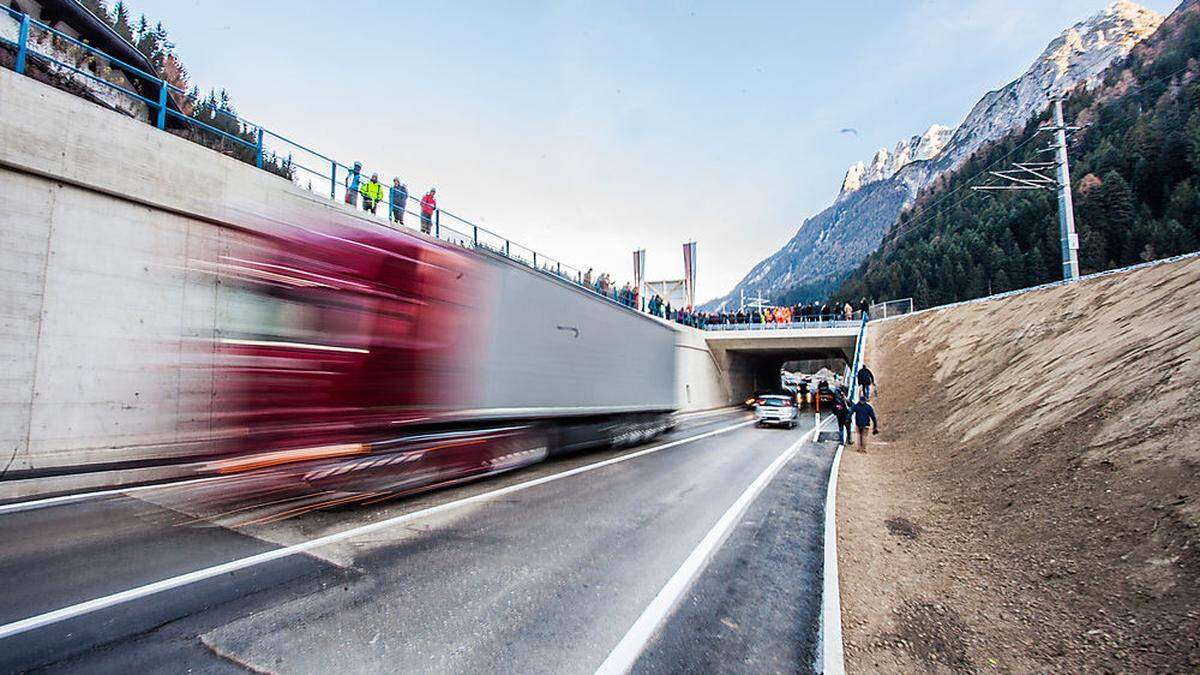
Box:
[857,364,875,400]
[420,188,437,234]
[851,397,878,452]
[843,301,854,321]
[360,173,384,214]
[390,179,408,225]
[833,388,853,444]
[859,297,870,318]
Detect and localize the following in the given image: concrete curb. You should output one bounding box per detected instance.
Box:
[817,442,847,674]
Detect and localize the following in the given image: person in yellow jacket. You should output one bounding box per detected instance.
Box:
[360,172,384,215]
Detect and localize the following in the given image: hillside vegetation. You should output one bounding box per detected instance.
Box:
[838,0,1200,308]
[838,254,1200,672]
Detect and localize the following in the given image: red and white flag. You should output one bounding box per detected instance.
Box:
[632,249,645,308]
[682,242,696,310]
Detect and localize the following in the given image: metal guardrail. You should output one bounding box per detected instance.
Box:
[0,6,637,309]
[867,298,913,320]
[847,314,869,404]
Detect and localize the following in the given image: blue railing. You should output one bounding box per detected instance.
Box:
[0,6,637,307]
[846,314,869,404]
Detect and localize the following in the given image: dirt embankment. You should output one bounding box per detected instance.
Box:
[837,255,1200,673]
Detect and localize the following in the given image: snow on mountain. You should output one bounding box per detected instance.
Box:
[838,124,953,198]
[702,1,1163,312]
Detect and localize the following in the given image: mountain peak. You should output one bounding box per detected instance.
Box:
[837,124,952,199]
[1033,0,1163,91]
[835,2,1161,202]
[704,2,1164,310]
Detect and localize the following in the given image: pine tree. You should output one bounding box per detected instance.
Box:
[1098,171,1138,264]
[78,0,109,20]
[1186,111,1200,173]
[110,2,135,42]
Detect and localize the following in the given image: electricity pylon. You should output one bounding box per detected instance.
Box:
[973,95,1080,280]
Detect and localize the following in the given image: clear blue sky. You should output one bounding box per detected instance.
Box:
[127,0,1176,303]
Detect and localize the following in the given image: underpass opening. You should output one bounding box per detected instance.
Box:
[727,349,850,400]
[701,326,861,404]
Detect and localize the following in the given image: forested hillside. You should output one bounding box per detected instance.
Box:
[74,1,290,177]
[837,0,1200,309]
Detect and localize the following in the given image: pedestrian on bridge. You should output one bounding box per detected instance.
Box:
[360,173,384,215]
[843,301,854,321]
[857,364,875,400]
[850,397,878,452]
[390,179,408,225]
[859,297,870,318]
[420,188,437,234]
[344,161,362,207]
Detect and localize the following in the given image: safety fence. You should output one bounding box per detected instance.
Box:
[706,317,859,331]
[867,298,913,320]
[847,313,869,404]
[0,6,628,308]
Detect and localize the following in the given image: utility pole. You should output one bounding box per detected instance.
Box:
[1048,96,1080,280]
[972,95,1080,281]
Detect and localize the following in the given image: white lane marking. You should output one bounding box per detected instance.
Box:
[0,476,223,516]
[0,419,755,641]
[818,443,847,675]
[594,425,812,675]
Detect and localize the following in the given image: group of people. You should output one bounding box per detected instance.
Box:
[641,297,875,330]
[825,364,878,452]
[343,161,439,235]
[708,298,873,327]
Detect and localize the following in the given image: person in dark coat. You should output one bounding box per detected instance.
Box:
[832,388,852,444]
[390,179,408,224]
[857,364,875,400]
[851,398,878,452]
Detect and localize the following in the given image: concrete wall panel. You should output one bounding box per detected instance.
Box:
[673,325,731,410]
[0,169,54,471]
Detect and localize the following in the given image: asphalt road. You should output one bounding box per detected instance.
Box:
[0,410,836,674]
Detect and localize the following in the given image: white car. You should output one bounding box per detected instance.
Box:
[753,394,799,429]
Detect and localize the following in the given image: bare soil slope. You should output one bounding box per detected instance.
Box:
[837,255,1200,673]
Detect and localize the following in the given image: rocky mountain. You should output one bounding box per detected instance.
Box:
[836,0,1200,308]
[702,0,1163,311]
[839,125,953,195]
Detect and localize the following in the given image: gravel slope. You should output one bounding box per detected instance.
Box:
[837,255,1200,673]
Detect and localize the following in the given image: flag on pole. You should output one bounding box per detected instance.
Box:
[632,249,645,309]
[682,241,697,310]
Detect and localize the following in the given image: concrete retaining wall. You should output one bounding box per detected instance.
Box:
[672,325,733,410]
